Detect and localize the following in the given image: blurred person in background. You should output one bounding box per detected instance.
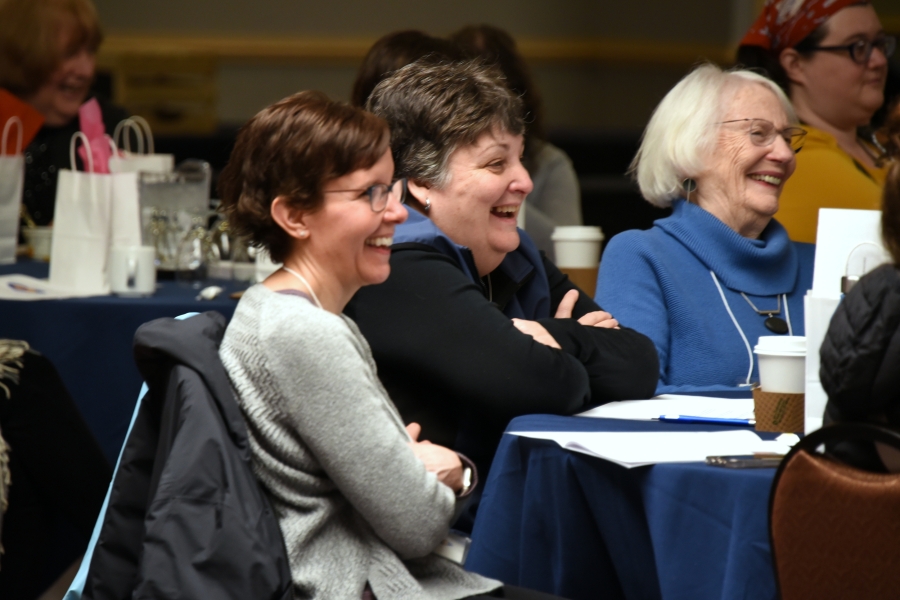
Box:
[0,0,126,226]
[452,24,583,261]
[350,29,461,108]
[738,0,893,243]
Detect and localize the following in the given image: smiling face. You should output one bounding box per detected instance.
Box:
[26,24,96,127]
[693,83,797,239]
[302,147,408,294]
[416,128,533,276]
[788,4,888,128]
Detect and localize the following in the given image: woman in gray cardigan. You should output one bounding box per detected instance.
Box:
[217,91,562,599]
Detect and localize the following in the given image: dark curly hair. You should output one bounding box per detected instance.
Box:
[218,91,389,263]
[350,30,461,108]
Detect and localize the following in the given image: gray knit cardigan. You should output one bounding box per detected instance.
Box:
[220,285,500,599]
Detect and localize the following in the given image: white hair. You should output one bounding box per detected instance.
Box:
[630,63,797,208]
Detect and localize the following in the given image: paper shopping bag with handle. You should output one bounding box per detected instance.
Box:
[108,116,174,174]
[0,118,24,264]
[49,132,113,294]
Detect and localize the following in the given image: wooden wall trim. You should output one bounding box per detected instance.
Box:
[97,33,734,67]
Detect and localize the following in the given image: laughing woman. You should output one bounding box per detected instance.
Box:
[596,64,815,394]
[218,91,567,599]
[345,60,658,507]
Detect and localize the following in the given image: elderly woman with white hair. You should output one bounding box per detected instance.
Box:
[596,63,816,393]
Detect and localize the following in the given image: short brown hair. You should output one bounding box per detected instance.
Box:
[218,91,390,263]
[0,0,103,96]
[350,30,461,108]
[366,59,523,189]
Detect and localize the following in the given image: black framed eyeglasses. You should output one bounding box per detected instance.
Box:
[324,177,408,212]
[718,119,807,154]
[807,35,896,65]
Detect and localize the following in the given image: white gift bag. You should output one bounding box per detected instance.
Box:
[49,132,113,294]
[109,167,142,249]
[108,116,174,174]
[0,117,24,264]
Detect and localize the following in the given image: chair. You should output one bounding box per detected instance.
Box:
[65,312,291,600]
[769,423,900,600]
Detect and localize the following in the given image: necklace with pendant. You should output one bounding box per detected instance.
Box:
[740,292,788,334]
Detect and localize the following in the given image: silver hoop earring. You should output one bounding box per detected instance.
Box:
[423,198,431,212]
[682,178,697,202]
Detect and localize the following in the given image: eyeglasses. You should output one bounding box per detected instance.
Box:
[807,35,896,65]
[718,119,807,153]
[324,177,407,212]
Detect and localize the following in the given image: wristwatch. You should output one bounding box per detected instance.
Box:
[460,466,473,496]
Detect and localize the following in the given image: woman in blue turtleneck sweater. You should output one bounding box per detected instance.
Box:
[597,64,814,394]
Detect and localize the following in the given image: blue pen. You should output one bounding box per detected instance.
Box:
[657,415,756,426]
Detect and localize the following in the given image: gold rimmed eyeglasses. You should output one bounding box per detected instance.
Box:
[718,119,807,154]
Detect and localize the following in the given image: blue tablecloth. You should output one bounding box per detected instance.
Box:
[467,413,777,600]
[0,260,245,463]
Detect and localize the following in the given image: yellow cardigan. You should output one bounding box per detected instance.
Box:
[777,125,888,244]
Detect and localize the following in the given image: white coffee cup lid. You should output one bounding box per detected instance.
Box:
[551,226,605,242]
[754,335,806,356]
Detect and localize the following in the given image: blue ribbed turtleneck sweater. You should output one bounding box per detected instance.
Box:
[596,199,815,393]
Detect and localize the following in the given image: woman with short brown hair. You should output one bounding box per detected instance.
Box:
[346,60,658,525]
[219,89,567,599]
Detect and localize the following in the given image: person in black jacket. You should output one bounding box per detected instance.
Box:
[345,60,659,520]
[820,119,900,471]
[0,343,111,599]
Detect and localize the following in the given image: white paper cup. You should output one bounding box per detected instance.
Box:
[110,245,156,297]
[754,336,806,393]
[552,226,604,293]
[23,226,53,261]
[551,226,605,268]
[232,261,256,282]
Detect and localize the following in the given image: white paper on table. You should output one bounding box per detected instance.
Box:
[804,294,841,433]
[510,430,791,469]
[0,274,104,300]
[577,394,754,421]
[812,209,888,299]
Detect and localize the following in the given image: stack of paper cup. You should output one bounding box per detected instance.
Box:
[753,336,806,432]
[551,226,604,294]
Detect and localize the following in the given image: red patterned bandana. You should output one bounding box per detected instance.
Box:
[741,0,867,54]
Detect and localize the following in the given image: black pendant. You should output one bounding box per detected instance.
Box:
[764,316,789,334]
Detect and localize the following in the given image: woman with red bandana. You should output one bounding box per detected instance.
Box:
[739,0,894,243]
